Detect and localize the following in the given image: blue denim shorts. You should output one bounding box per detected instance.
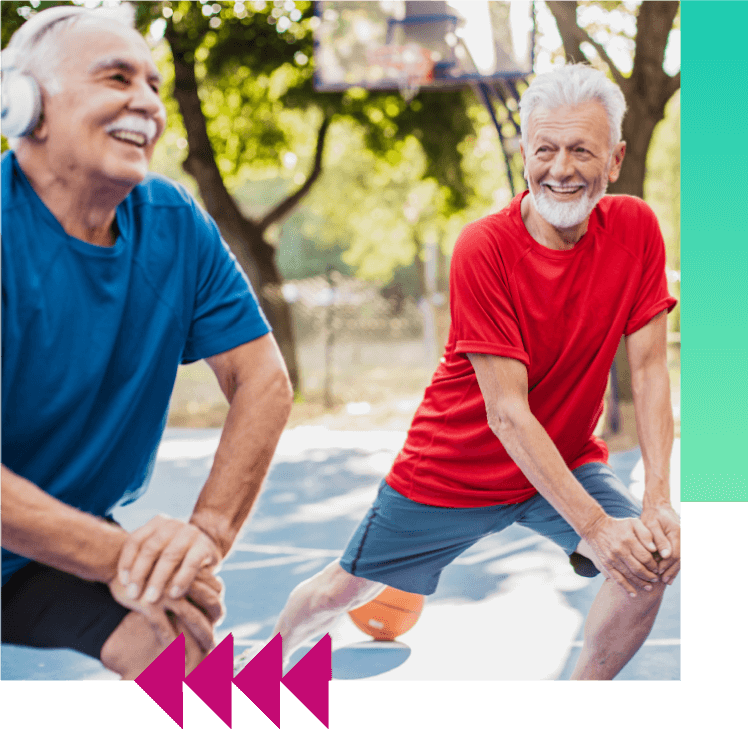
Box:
[339,462,642,595]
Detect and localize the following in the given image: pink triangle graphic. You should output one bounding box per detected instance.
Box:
[135,633,186,728]
[233,634,282,728]
[281,634,332,729]
[184,633,233,727]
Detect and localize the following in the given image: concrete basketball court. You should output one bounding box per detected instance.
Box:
[1,428,680,681]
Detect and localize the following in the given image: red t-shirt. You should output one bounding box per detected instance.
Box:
[386,192,677,507]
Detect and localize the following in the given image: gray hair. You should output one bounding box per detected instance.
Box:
[519,63,627,150]
[2,3,136,95]
[3,4,137,147]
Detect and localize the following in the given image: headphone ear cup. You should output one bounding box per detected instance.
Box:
[1,71,42,139]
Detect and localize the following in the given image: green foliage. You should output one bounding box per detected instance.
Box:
[645,90,680,331]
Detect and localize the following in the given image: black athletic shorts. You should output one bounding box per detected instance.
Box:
[1,560,130,660]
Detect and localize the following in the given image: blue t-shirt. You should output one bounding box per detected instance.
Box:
[1,151,271,585]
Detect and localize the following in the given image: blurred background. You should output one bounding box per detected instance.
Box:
[2,0,681,445]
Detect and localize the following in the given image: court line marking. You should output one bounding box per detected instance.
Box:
[570,638,680,648]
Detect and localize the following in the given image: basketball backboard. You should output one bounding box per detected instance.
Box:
[314,1,534,94]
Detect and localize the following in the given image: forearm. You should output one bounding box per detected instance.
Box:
[489,405,608,540]
[1,464,126,582]
[189,368,293,557]
[631,362,674,509]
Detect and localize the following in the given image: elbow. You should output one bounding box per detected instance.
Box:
[272,365,295,419]
[485,401,523,443]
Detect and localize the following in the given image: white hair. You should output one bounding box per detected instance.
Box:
[519,63,627,150]
[2,3,137,95]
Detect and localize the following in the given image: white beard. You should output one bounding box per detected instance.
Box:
[529,180,608,230]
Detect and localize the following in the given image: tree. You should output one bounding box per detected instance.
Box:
[152,0,478,391]
[545,1,680,400]
[2,0,479,391]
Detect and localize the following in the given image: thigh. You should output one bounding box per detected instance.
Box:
[339,481,519,595]
[515,462,642,575]
[1,561,130,660]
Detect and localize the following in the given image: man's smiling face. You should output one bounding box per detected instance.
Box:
[37,19,166,190]
[522,101,624,231]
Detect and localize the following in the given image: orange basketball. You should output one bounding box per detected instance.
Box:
[348,586,425,641]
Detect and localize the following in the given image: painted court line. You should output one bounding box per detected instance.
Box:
[570,638,680,648]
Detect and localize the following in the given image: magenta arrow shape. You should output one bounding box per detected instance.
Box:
[184,633,233,727]
[281,634,332,729]
[135,633,186,728]
[233,634,283,728]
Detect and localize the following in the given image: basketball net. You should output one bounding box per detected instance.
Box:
[367,43,435,102]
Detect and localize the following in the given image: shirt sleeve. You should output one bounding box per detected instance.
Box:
[624,202,678,336]
[450,221,530,366]
[181,203,270,363]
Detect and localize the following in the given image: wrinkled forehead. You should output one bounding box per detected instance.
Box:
[526,102,611,145]
[53,18,157,77]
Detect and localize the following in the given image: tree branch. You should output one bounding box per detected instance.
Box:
[259,114,332,231]
[663,71,681,103]
[545,1,626,87]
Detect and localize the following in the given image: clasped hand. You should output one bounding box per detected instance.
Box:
[584,515,668,597]
[109,515,226,650]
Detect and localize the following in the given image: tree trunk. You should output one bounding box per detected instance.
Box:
[545,1,680,402]
[163,22,331,392]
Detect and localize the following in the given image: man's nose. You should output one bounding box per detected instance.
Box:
[549,150,574,180]
[129,78,164,118]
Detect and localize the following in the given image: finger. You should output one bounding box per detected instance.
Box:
[168,539,220,599]
[619,542,661,585]
[127,524,182,599]
[605,567,639,599]
[117,520,161,587]
[187,580,225,625]
[142,527,196,604]
[661,560,681,585]
[645,519,673,561]
[632,519,667,580]
[166,597,215,653]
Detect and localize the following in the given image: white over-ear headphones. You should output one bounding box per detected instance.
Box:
[1,65,43,139]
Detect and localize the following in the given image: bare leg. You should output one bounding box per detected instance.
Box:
[100,612,207,679]
[272,560,385,663]
[570,540,666,680]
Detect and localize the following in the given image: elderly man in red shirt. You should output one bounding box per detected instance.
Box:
[256,63,679,681]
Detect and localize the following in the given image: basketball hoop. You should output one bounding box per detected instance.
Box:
[366,43,435,102]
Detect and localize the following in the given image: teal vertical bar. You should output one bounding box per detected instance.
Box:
[681,1,748,500]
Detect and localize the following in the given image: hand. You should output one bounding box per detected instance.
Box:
[187,568,226,626]
[641,503,680,585]
[117,515,222,606]
[107,575,216,653]
[583,516,662,597]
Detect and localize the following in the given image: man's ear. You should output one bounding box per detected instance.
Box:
[608,141,626,183]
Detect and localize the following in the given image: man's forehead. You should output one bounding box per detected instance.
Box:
[527,102,610,141]
[57,19,156,74]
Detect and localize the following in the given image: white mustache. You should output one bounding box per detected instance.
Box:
[104,116,158,143]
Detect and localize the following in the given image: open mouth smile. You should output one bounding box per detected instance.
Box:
[108,130,148,147]
[543,184,585,195]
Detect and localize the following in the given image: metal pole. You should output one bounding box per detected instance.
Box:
[475,82,517,197]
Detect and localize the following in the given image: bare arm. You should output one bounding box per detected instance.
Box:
[467,352,660,595]
[193,332,294,553]
[1,465,127,582]
[626,311,680,583]
[627,312,673,506]
[466,355,606,535]
[118,333,294,603]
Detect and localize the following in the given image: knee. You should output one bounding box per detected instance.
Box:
[310,562,381,614]
[100,612,163,679]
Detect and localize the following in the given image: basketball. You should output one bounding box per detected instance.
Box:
[348,586,425,641]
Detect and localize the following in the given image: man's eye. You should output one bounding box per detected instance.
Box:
[111,74,128,83]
